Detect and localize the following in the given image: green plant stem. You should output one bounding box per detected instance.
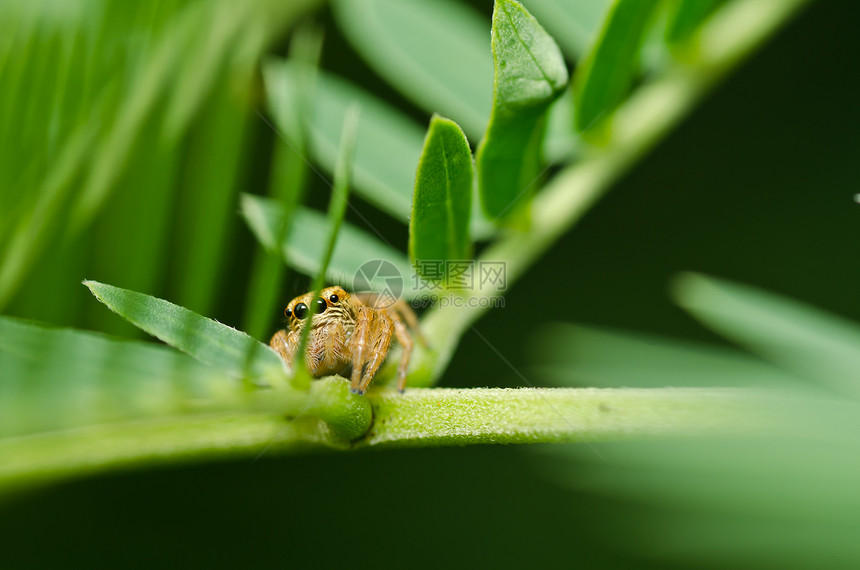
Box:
[412,0,809,384]
[362,387,763,447]
[0,386,764,494]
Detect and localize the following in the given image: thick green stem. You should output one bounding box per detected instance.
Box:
[0,385,765,494]
[362,387,764,447]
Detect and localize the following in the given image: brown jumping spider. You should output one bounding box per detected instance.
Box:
[270,286,423,395]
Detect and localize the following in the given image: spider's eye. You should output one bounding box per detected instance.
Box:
[285,307,292,318]
[293,303,308,319]
[329,294,339,303]
[314,298,327,314]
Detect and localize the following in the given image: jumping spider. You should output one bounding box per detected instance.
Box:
[269,286,423,394]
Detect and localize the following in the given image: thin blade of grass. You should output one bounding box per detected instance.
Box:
[243,24,322,340]
[291,106,359,389]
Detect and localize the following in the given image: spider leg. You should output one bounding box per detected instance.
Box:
[388,299,427,347]
[391,318,413,392]
[353,292,427,348]
[349,305,375,394]
[270,329,297,364]
[358,312,394,393]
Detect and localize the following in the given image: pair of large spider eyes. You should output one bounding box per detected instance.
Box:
[286,294,339,319]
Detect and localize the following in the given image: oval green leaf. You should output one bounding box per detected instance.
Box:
[331,0,492,138]
[264,61,423,223]
[476,0,568,223]
[409,115,473,283]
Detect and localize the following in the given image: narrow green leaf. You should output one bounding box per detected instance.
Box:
[573,0,659,133]
[665,0,726,50]
[331,0,492,138]
[0,316,235,438]
[84,280,286,386]
[530,323,802,389]
[241,196,415,298]
[0,0,320,312]
[264,61,423,222]
[673,273,860,400]
[476,0,568,224]
[409,115,473,282]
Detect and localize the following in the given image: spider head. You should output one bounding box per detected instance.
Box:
[284,286,352,331]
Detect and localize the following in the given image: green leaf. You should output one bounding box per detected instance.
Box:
[543,86,580,164]
[522,0,612,59]
[264,61,423,222]
[241,195,416,298]
[84,280,286,386]
[673,273,860,400]
[530,323,802,389]
[476,0,568,224]
[0,316,235,439]
[331,0,492,138]
[409,115,473,282]
[0,0,320,313]
[573,0,659,134]
[664,0,726,50]
[415,0,810,386]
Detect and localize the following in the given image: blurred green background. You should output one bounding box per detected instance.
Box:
[2,0,859,567]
